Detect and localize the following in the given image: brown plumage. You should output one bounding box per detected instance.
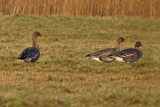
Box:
[85,37,126,63]
[110,41,143,64]
[18,31,42,67]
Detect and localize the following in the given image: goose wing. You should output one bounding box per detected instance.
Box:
[111,48,142,63]
[85,48,115,57]
[98,50,116,62]
[112,48,135,57]
[18,47,40,62]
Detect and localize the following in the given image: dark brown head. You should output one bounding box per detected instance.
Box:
[32,31,42,48]
[135,41,143,48]
[33,31,42,37]
[117,37,127,43]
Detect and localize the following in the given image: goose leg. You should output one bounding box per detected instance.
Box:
[33,63,35,67]
[25,62,27,68]
[127,63,130,66]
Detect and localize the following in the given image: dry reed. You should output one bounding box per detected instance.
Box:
[0,0,160,17]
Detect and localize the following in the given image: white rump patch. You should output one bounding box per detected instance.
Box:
[24,58,32,62]
[92,57,101,62]
[115,57,125,62]
[106,58,114,62]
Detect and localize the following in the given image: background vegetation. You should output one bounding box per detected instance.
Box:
[0,15,159,107]
[0,0,160,17]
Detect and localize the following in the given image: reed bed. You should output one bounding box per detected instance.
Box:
[0,0,160,17]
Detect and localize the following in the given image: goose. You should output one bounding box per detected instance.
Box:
[110,41,143,64]
[85,37,126,63]
[18,31,42,67]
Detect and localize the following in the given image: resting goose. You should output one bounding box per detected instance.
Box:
[18,31,42,67]
[110,41,143,64]
[85,37,126,63]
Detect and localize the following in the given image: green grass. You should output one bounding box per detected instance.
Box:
[0,15,160,107]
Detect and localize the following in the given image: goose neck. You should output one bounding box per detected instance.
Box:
[134,46,140,50]
[115,41,120,51]
[32,36,39,49]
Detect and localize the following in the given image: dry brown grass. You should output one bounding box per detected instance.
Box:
[0,0,160,17]
[0,15,160,106]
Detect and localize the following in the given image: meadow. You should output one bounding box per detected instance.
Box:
[0,15,160,107]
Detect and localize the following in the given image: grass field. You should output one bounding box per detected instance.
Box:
[0,15,160,107]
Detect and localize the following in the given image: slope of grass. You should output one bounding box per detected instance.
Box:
[0,15,160,107]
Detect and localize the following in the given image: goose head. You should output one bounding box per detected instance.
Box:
[32,31,42,49]
[135,41,143,47]
[32,31,42,38]
[117,37,127,43]
[134,41,143,50]
[115,37,126,51]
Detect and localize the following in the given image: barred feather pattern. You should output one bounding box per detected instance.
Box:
[85,48,116,62]
[85,48,115,57]
[18,47,40,62]
[111,48,142,63]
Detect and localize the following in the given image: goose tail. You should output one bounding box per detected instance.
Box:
[85,54,91,57]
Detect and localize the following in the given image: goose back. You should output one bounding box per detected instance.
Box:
[111,48,142,63]
[18,47,40,62]
[85,48,116,57]
[85,37,126,62]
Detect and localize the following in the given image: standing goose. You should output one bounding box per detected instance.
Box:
[18,31,42,67]
[85,37,126,63]
[110,41,143,64]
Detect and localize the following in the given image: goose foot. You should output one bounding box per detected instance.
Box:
[127,63,130,66]
[25,62,27,68]
[33,63,35,67]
